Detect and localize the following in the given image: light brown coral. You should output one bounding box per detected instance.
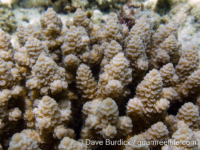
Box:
[14,37,49,70]
[40,8,63,48]
[124,134,150,150]
[180,69,200,97]
[136,69,163,115]
[0,29,13,62]
[76,63,97,100]
[175,45,199,83]
[160,63,178,87]
[149,22,179,69]
[90,12,123,44]
[21,129,41,143]
[61,25,89,63]
[101,40,122,68]
[24,108,35,128]
[26,54,68,95]
[127,98,145,118]
[53,125,68,139]
[125,15,152,54]
[72,8,91,30]
[161,87,178,102]
[176,102,200,130]
[0,58,20,89]
[58,137,87,150]
[63,54,80,70]
[33,96,65,134]
[171,121,198,150]
[97,52,132,99]
[8,107,22,121]
[95,98,119,127]
[117,116,133,137]
[8,132,40,150]
[82,98,132,142]
[1,5,200,150]
[16,24,42,47]
[125,35,148,70]
[142,122,169,142]
[0,7,17,33]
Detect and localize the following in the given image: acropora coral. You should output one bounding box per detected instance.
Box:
[0,2,200,150]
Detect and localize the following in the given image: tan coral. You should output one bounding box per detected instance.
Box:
[152,22,178,47]
[117,116,133,137]
[0,29,13,61]
[21,129,41,143]
[127,98,145,118]
[76,63,97,100]
[40,8,63,44]
[161,87,178,102]
[101,125,117,139]
[16,25,42,47]
[97,52,132,99]
[8,132,40,150]
[61,26,89,62]
[33,96,62,134]
[104,79,123,99]
[8,107,22,121]
[60,108,71,123]
[53,125,68,139]
[126,15,152,54]
[89,44,103,65]
[23,37,49,65]
[92,13,123,44]
[175,45,199,83]
[1,5,200,150]
[164,115,176,135]
[176,102,200,130]
[125,35,148,72]
[172,121,198,150]
[58,137,87,150]
[136,69,163,115]
[154,98,170,113]
[15,37,49,69]
[83,98,132,140]
[0,58,19,89]
[102,13,123,43]
[24,108,35,128]
[124,134,150,150]
[82,98,102,116]
[150,35,179,69]
[0,89,11,107]
[95,98,119,127]
[63,54,80,70]
[181,69,200,97]
[142,122,169,142]
[26,54,68,95]
[11,85,23,97]
[14,49,30,67]
[72,8,91,31]
[159,35,178,64]
[160,63,178,87]
[101,40,122,68]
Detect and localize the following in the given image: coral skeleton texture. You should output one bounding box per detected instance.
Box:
[0,3,199,150]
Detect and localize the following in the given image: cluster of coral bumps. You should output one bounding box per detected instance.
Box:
[0,5,200,150]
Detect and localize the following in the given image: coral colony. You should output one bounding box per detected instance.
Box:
[0,1,200,150]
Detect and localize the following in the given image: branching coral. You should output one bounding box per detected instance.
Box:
[0,4,199,150]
